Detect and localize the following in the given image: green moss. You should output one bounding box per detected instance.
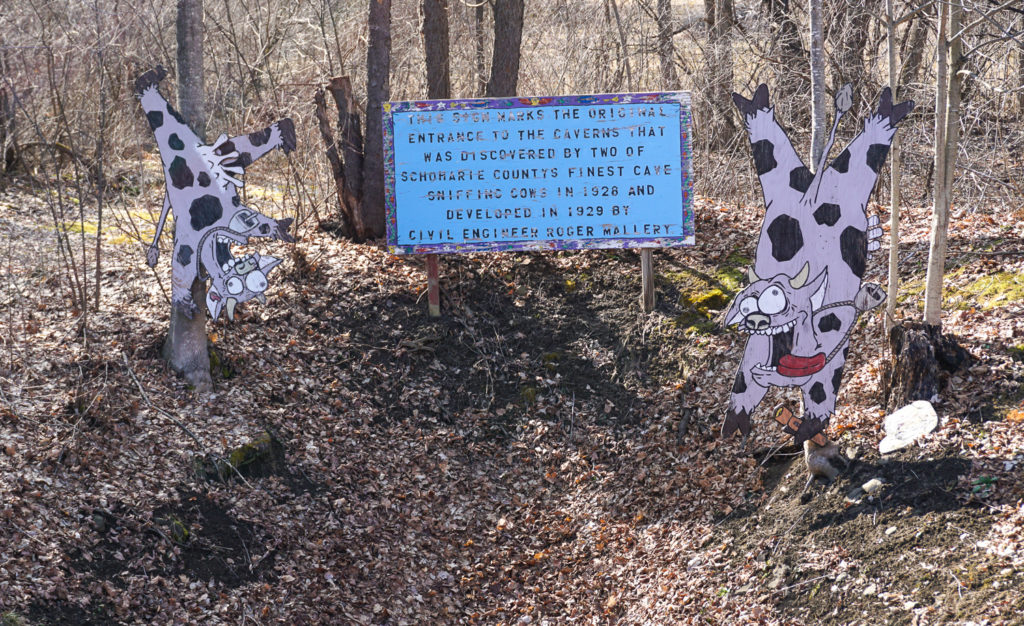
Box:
[168,517,190,544]
[952,271,1024,310]
[687,288,729,316]
[520,386,538,405]
[2,612,26,626]
[227,433,274,471]
[1009,345,1024,362]
[542,352,561,372]
[563,279,577,293]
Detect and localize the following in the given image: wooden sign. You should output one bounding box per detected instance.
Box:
[383,93,694,255]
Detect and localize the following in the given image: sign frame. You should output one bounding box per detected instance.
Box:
[383,92,694,255]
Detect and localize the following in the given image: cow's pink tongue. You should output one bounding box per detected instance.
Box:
[778,353,826,377]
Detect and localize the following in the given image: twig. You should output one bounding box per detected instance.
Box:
[773,573,832,595]
[121,352,252,488]
[950,571,964,598]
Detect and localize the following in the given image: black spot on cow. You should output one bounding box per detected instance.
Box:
[733,372,747,394]
[168,133,185,150]
[167,105,187,126]
[228,152,253,169]
[259,224,270,235]
[818,313,842,333]
[248,127,272,147]
[830,148,850,173]
[197,171,211,187]
[814,203,842,227]
[231,196,241,207]
[840,226,867,278]
[168,156,194,189]
[767,215,804,262]
[215,140,236,156]
[751,139,777,176]
[146,111,163,130]
[189,195,223,231]
[843,347,849,360]
[789,166,813,192]
[176,245,193,266]
[866,143,890,173]
[809,382,827,404]
[832,366,844,394]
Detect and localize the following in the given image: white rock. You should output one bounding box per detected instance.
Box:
[879,401,938,454]
[863,478,884,494]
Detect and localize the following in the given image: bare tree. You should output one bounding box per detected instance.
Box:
[485,0,525,97]
[656,0,679,89]
[362,0,392,239]
[808,0,826,166]
[165,0,213,393]
[421,0,451,100]
[924,0,962,327]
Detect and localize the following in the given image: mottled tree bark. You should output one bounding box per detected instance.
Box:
[485,0,524,97]
[362,0,391,239]
[809,0,826,167]
[165,0,212,393]
[420,0,450,100]
[175,0,205,139]
[656,0,679,89]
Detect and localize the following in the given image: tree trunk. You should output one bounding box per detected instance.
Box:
[176,0,206,139]
[924,0,961,328]
[362,0,391,239]
[421,0,450,100]
[656,0,679,89]
[831,0,873,109]
[166,0,212,393]
[485,0,525,97]
[881,323,971,411]
[898,8,929,89]
[808,0,826,167]
[475,1,487,95]
[885,0,899,334]
[1018,40,1024,113]
[327,77,365,210]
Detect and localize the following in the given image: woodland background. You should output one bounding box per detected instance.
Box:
[0,0,1023,624]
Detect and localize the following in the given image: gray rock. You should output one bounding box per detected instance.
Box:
[880,401,938,454]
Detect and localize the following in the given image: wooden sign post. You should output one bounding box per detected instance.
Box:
[382,93,695,315]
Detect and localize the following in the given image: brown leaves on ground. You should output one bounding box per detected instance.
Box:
[0,186,1022,624]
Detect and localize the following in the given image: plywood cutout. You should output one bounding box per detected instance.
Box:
[135,66,296,321]
[722,84,913,445]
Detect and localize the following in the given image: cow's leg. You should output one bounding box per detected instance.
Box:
[795,347,848,445]
[722,339,771,442]
[733,84,810,207]
[215,119,297,170]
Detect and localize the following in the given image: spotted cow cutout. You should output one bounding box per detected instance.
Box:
[135,66,296,321]
[721,84,913,445]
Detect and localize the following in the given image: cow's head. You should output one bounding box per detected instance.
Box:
[725,262,829,378]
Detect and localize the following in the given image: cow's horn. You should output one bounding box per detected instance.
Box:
[747,266,760,284]
[790,262,810,289]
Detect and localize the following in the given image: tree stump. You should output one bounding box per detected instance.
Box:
[881,322,971,411]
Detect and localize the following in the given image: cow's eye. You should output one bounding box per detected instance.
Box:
[739,296,758,317]
[758,285,787,314]
[226,276,243,295]
[245,271,268,293]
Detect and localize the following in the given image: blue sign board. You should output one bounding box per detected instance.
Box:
[383,92,694,254]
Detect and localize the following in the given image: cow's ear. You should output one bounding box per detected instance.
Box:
[808,268,828,311]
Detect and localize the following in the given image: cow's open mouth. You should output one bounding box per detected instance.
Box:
[764,325,826,377]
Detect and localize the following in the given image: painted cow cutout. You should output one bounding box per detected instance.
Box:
[722,84,913,445]
[134,66,295,321]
